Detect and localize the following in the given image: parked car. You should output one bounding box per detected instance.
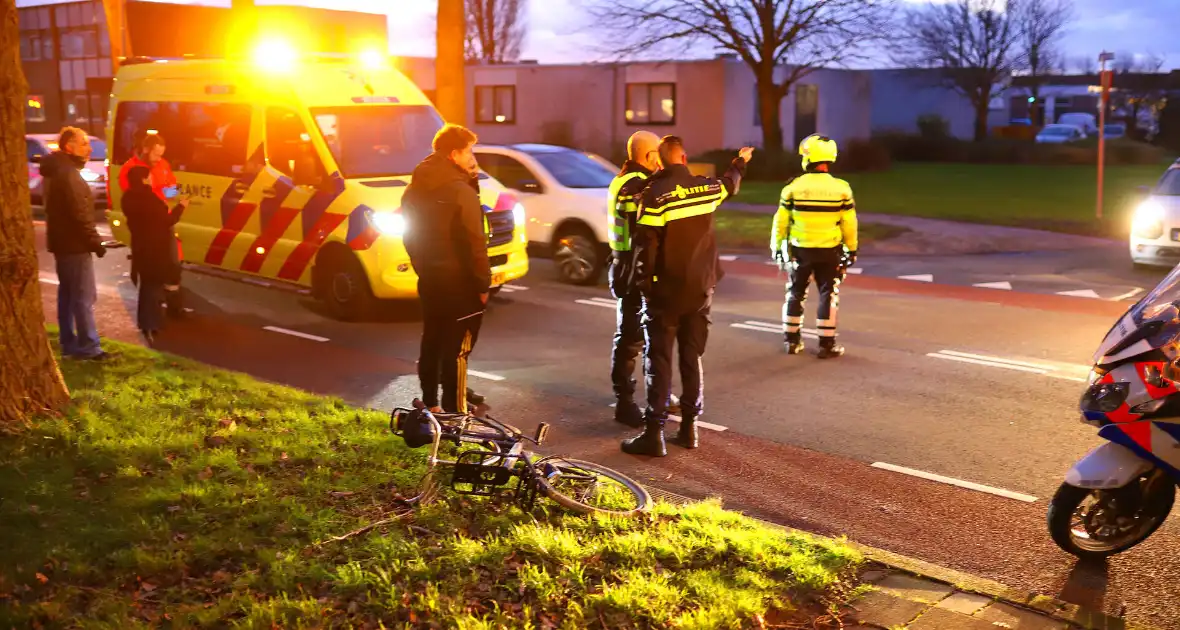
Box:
[1057,112,1098,135]
[1130,159,1180,269]
[1035,124,1087,144]
[27,133,108,208]
[1103,123,1127,139]
[475,143,615,285]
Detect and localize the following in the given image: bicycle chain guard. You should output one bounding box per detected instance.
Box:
[451,449,515,497]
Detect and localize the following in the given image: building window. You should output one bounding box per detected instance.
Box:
[475,85,515,124]
[113,101,253,177]
[625,83,675,125]
[26,95,46,122]
[20,33,41,60]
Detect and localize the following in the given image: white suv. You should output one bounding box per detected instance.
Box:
[1130,159,1180,269]
[475,144,615,285]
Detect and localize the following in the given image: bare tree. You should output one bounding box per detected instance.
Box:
[1071,54,1096,75]
[893,0,1024,142]
[580,0,893,154]
[1,0,71,430]
[465,0,527,64]
[1112,52,1167,140]
[1018,0,1070,125]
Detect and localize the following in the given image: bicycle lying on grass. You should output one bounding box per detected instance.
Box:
[391,401,650,517]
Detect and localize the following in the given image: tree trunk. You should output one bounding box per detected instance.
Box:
[756,77,784,154]
[973,97,990,142]
[0,0,70,432]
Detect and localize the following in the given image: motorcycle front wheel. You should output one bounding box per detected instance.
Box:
[1047,469,1175,561]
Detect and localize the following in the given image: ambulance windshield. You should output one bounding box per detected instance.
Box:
[311,105,444,179]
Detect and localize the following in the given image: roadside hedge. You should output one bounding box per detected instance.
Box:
[873,132,1166,166]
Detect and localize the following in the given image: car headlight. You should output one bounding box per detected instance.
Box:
[512,202,525,226]
[1132,200,1165,240]
[80,168,101,182]
[367,210,406,236]
[1080,382,1129,413]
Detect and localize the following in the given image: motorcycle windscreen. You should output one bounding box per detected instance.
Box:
[1094,264,1180,364]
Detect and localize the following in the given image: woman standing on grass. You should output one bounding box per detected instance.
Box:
[121,165,188,346]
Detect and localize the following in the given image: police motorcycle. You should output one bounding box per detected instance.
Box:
[1050,264,1180,559]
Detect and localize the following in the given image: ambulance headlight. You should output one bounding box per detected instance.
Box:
[368,210,405,236]
[512,202,525,226]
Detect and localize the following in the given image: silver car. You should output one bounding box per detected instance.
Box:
[1130,159,1180,269]
[27,133,108,209]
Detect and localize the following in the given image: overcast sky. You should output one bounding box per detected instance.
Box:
[17,0,1180,70]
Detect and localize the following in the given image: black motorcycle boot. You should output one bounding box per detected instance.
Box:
[621,418,667,457]
[784,332,804,355]
[673,416,699,449]
[614,400,645,427]
[817,338,845,359]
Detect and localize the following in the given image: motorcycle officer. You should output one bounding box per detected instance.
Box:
[771,134,858,358]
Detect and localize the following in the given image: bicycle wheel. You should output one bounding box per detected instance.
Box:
[535,458,650,517]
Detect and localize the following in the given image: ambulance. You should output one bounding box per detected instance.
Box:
[105,43,529,320]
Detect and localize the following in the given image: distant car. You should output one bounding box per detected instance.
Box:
[1130,159,1180,269]
[1035,124,1086,144]
[1057,112,1098,135]
[27,134,108,208]
[475,143,615,285]
[1103,123,1127,139]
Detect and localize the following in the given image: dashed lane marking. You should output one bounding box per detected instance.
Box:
[468,370,506,382]
[973,281,1012,290]
[606,404,729,431]
[719,255,738,262]
[1057,288,1101,299]
[928,349,1091,381]
[871,462,1038,503]
[1112,287,1145,302]
[730,320,819,339]
[498,285,529,293]
[846,267,863,274]
[262,326,330,343]
[898,274,934,282]
[575,297,617,309]
[39,274,59,286]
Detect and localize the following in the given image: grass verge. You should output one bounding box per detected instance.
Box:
[716,210,912,251]
[736,162,1171,237]
[0,339,862,628]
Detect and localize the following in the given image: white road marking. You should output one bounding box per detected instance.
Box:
[468,370,506,382]
[262,326,330,343]
[183,307,195,313]
[899,274,933,282]
[575,298,616,309]
[38,275,60,286]
[973,281,1012,290]
[871,462,1038,503]
[1057,288,1101,299]
[846,267,863,275]
[936,350,1054,371]
[927,352,1047,374]
[498,285,528,293]
[605,404,728,431]
[719,255,738,262]
[731,321,819,339]
[1111,287,1145,302]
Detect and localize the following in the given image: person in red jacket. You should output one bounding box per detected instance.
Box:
[119,134,185,316]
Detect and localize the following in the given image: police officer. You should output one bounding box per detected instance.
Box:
[771,134,858,359]
[607,130,660,427]
[622,137,753,457]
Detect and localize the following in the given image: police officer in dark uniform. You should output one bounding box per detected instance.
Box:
[622,137,753,456]
[607,130,660,427]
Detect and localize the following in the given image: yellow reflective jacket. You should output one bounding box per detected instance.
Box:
[770,171,858,252]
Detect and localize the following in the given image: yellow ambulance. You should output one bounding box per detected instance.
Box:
[105,45,529,320]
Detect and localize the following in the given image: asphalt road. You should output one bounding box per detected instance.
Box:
[34,237,1180,629]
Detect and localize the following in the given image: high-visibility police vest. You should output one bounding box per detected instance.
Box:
[771,172,858,251]
[607,171,647,252]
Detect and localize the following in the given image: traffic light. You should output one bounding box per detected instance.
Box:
[1027,96,1036,103]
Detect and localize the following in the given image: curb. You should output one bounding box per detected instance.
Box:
[645,485,1156,630]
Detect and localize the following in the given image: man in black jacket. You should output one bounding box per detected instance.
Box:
[43,127,109,361]
[622,137,752,456]
[403,124,490,414]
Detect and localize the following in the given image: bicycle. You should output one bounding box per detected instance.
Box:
[390,401,651,517]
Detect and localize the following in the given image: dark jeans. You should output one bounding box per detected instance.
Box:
[54,253,102,358]
[418,279,484,413]
[643,299,711,424]
[784,246,843,345]
[611,287,645,403]
[137,281,164,333]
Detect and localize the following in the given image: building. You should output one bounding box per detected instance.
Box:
[869,68,1008,139]
[19,0,386,136]
[400,55,872,161]
[1005,72,1180,130]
